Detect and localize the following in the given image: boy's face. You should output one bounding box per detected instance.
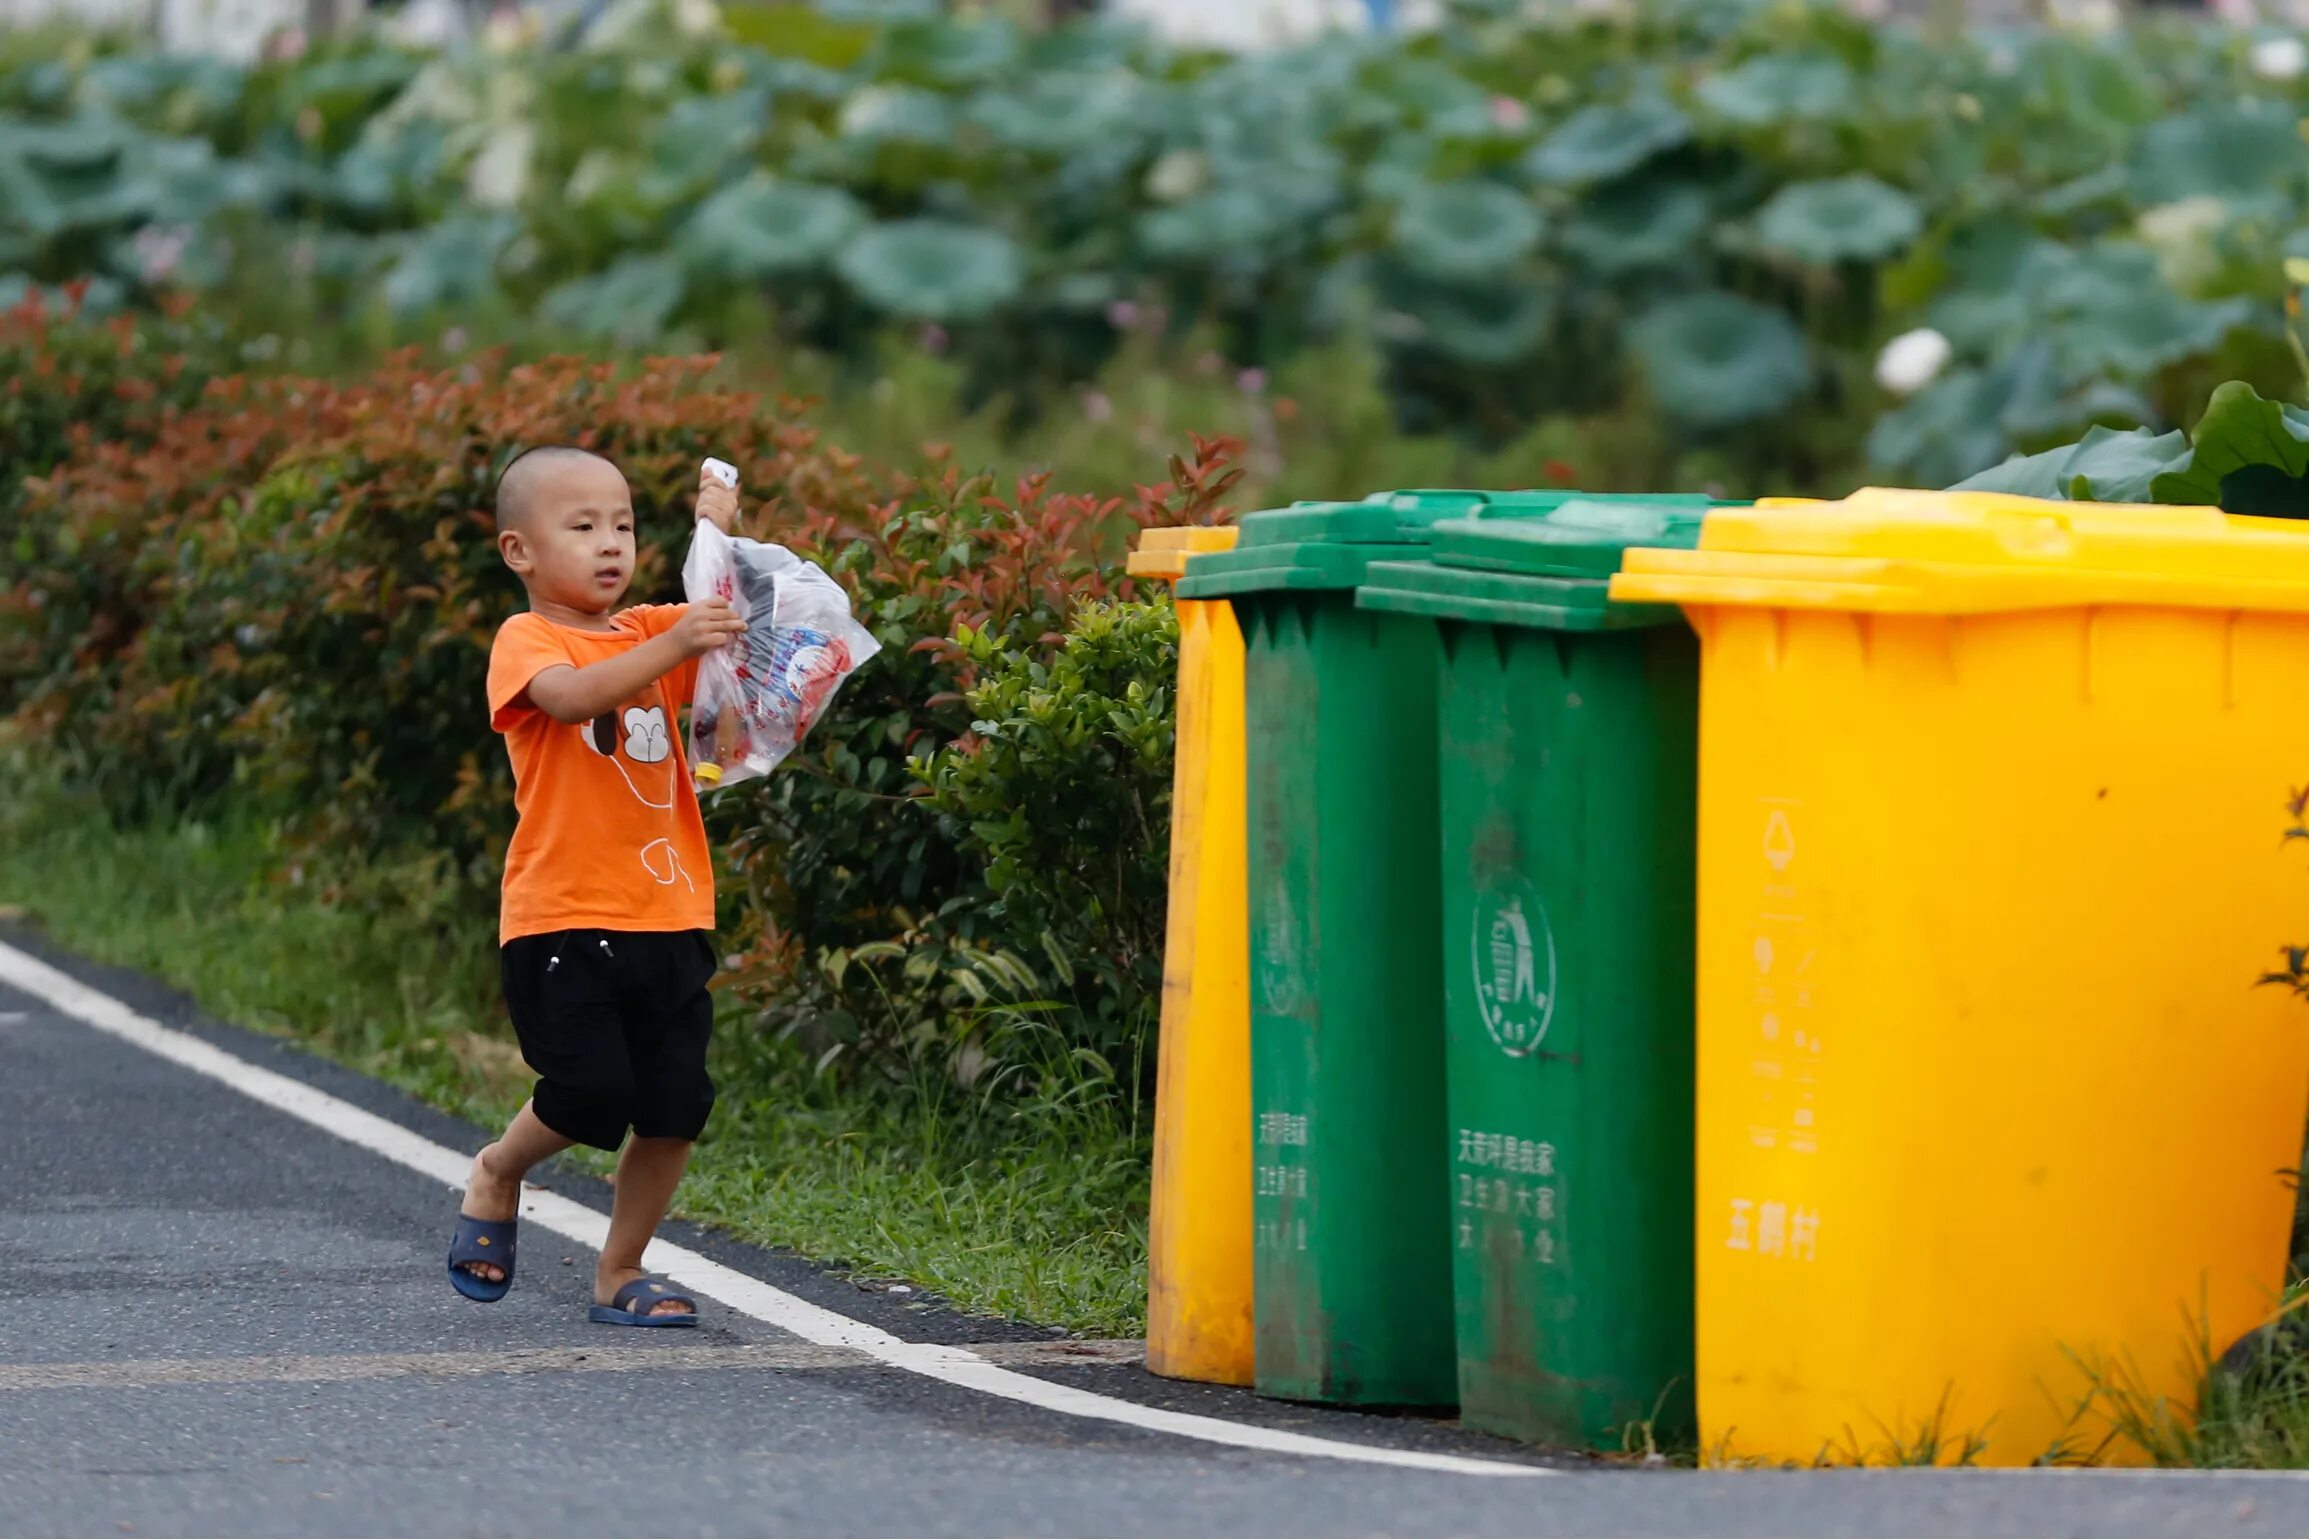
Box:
[497,459,637,615]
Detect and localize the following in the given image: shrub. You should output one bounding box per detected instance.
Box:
[0,288,226,707]
[895,596,1179,1092]
[11,346,896,856]
[714,436,1240,1089]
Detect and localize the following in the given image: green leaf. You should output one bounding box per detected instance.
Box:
[2059,423,2194,503]
[1391,278,1553,366]
[836,83,955,146]
[1925,219,2058,350]
[1693,55,1855,127]
[1388,180,1544,284]
[381,213,518,315]
[1954,422,2190,502]
[2150,381,2309,515]
[836,218,1025,321]
[1358,55,1494,138]
[1753,175,1923,266]
[965,74,1140,155]
[1629,291,1808,429]
[1560,176,1712,277]
[538,251,687,342]
[2130,103,2302,207]
[2037,242,2254,380]
[0,110,132,173]
[1138,185,1292,262]
[645,89,769,197]
[1522,97,1689,187]
[878,17,1019,87]
[681,175,867,280]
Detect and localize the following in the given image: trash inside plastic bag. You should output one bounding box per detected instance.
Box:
[681,518,880,793]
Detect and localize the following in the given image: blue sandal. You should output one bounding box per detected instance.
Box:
[446,1214,518,1303]
[588,1275,699,1328]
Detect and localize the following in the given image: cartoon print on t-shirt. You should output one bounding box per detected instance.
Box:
[579,698,695,893]
[622,705,670,763]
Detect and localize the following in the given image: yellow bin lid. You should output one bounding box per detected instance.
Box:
[1610,488,2309,616]
[1128,525,1240,584]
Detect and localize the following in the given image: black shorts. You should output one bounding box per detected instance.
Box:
[500,928,718,1151]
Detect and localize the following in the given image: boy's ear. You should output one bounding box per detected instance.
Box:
[497,528,532,574]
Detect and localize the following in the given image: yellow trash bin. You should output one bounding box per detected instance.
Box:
[1130,525,1253,1386]
[1612,490,2309,1467]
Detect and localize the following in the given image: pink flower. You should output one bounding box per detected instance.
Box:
[1238,368,1267,394]
[1106,300,1140,330]
[1083,390,1114,423]
[1489,96,1531,132]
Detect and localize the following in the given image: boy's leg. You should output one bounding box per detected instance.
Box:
[595,1136,695,1315]
[455,1100,573,1286]
[598,930,719,1316]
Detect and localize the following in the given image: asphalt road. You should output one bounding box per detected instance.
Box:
[6,931,2309,1538]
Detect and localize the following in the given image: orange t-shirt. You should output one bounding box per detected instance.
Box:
[486,605,715,945]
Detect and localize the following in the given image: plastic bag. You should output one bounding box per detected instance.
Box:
[681,518,880,792]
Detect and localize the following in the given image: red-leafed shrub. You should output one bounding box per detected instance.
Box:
[5,302,1245,1092]
[13,348,880,865]
[0,288,230,710]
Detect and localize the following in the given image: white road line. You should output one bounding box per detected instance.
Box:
[0,942,1546,1479]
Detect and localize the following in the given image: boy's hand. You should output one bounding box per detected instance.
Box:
[697,464,740,533]
[672,597,746,658]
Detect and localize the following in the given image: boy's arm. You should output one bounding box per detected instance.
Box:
[523,601,745,724]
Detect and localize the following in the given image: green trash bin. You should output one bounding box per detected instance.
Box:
[1357,497,1713,1448]
[1175,489,1501,1407]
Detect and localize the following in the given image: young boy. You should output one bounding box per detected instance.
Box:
[447,446,745,1326]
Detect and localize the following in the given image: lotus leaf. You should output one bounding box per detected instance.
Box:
[966,74,1141,156]
[539,251,687,341]
[2037,241,2253,379]
[1629,291,1808,428]
[1562,178,1711,274]
[647,90,768,195]
[1359,57,1494,139]
[1523,97,1690,186]
[1754,175,1923,265]
[2145,380,2309,514]
[878,18,1019,87]
[382,213,519,315]
[836,218,1025,321]
[1389,180,1544,283]
[1388,278,1553,366]
[1950,421,2187,501]
[1139,186,1296,262]
[0,111,130,174]
[681,176,866,280]
[1026,16,1155,73]
[836,84,954,145]
[818,0,942,22]
[2130,103,2300,207]
[1694,55,1855,127]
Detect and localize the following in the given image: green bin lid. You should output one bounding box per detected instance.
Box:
[1174,488,1583,599]
[1357,497,1723,633]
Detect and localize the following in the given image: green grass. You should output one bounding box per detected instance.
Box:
[0,766,1150,1337]
[2042,1288,2309,1470]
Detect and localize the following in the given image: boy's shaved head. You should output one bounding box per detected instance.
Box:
[495,445,621,532]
